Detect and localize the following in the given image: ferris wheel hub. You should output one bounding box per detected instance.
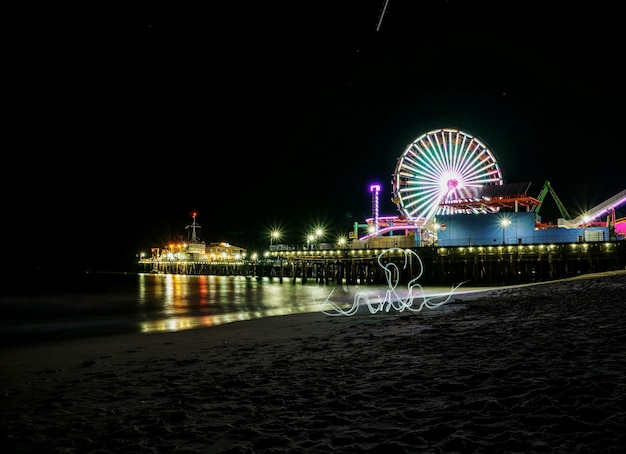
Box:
[447,179,459,189]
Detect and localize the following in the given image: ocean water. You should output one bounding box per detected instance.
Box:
[0,271,388,345]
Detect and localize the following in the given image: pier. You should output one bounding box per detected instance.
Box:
[139,240,626,287]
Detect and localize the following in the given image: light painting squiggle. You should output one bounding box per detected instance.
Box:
[319,248,468,316]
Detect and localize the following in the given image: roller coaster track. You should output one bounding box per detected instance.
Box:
[561,188,626,228]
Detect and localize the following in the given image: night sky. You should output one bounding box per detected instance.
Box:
[6,1,625,272]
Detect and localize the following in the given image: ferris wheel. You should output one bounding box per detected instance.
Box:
[391,128,504,222]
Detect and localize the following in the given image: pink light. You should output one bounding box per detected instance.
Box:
[370,184,381,234]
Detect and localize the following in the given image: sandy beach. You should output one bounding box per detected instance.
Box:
[1,270,626,453]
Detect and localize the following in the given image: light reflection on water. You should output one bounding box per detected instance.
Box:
[136,273,358,334]
[138,305,323,334]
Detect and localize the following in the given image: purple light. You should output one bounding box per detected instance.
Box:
[370,184,381,233]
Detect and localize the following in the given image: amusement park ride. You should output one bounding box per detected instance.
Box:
[358,128,626,243]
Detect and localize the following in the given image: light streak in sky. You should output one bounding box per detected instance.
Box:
[376,0,390,32]
[319,248,468,316]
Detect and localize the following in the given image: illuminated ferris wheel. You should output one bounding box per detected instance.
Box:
[391,128,504,222]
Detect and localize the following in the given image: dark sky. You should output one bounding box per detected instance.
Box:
[6,1,625,271]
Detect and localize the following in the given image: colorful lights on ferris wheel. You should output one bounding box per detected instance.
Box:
[391,128,504,222]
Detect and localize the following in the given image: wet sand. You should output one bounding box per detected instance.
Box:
[1,270,626,453]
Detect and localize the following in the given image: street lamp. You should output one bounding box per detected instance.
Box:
[269,229,281,249]
[307,234,316,250]
[501,218,511,245]
[307,227,324,250]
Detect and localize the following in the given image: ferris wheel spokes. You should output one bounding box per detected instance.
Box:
[391,128,504,222]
